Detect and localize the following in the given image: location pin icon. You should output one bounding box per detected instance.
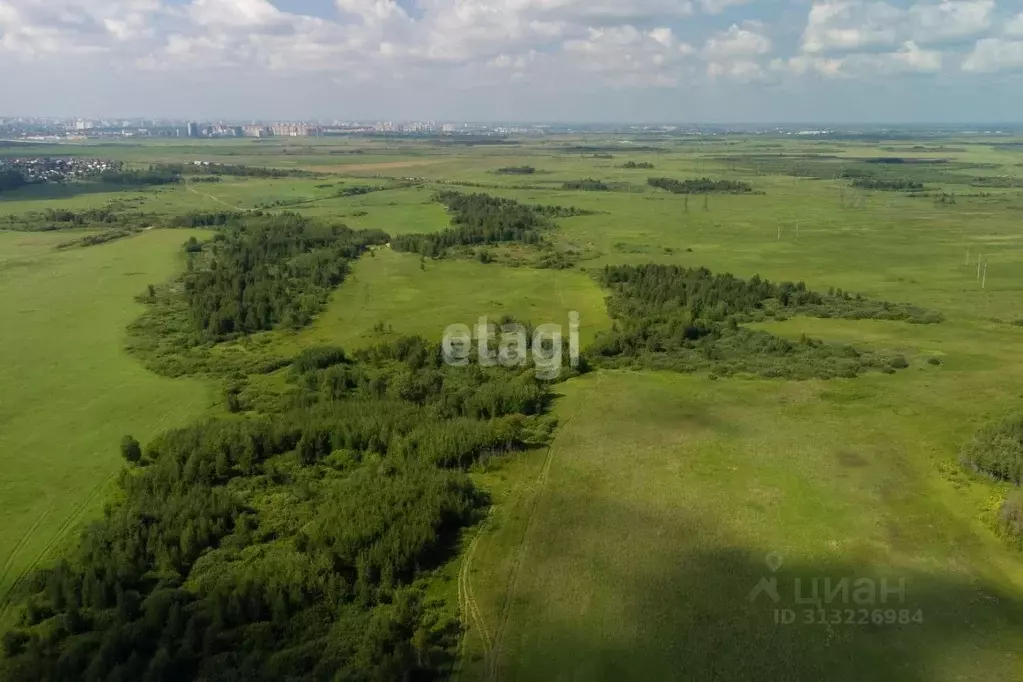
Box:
[765,552,784,573]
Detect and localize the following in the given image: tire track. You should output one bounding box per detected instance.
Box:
[453,509,494,682]
[0,506,53,605]
[487,372,603,682]
[0,467,119,622]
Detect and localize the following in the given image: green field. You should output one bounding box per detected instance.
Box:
[4,135,1023,679]
[0,229,214,615]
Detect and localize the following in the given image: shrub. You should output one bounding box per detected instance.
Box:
[120,435,142,464]
[961,415,1023,484]
[292,345,348,374]
[997,492,1023,551]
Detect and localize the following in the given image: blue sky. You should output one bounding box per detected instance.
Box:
[0,0,1021,122]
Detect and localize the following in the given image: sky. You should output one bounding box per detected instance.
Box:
[0,0,1021,123]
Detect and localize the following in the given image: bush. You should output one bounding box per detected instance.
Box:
[292,345,348,374]
[961,415,1023,484]
[998,492,1023,551]
[889,355,909,369]
[120,435,142,464]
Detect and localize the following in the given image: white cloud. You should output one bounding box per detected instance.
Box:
[560,25,696,87]
[1006,13,1023,38]
[775,39,943,78]
[908,0,994,44]
[962,37,1023,72]
[703,22,772,59]
[0,0,162,56]
[699,0,756,15]
[802,1,903,53]
[801,0,1000,55]
[707,58,765,81]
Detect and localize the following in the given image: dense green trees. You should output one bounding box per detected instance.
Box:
[620,162,654,169]
[120,435,142,464]
[180,213,387,340]
[588,264,938,379]
[0,334,555,682]
[851,178,925,191]
[390,192,584,258]
[98,168,182,186]
[494,166,535,175]
[647,177,753,194]
[153,163,314,179]
[562,179,609,191]
[0,169,27,192]
[961,415,1023,485]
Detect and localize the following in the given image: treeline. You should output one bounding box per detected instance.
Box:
[621,162,654,169]
[98,168,182,186]
[2,207,155,234]
[0,169,27,192]
[153,163,315,179]
[391,191,587,259]
[170,211,245,228]
[494,166,535,175]
[647,177,753,194]
[960,416,1023,551]
[587,264,934,379]
[56,227,143,249]
[961,415,1023,486]
[180,213,388,340]
[562,179,609,191]
[0,336,556,681]
[851,178,925,191]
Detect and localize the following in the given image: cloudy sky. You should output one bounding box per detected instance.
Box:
[1,0,1021,122]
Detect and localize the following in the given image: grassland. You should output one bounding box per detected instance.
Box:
[0,229,214,617]
[4,134,1023,679]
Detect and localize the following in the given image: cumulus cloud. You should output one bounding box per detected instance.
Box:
[962,37,1023,71]
[1005,12,1023,37]
[703,22,772,58]
[0,0,1021,115]
[0,0,162,56]
[908,0,994,44]
[802,0,998,55]
[776,39,943,78]
[699,0,756,15]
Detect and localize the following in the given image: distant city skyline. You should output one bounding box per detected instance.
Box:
[1,1,1022,123]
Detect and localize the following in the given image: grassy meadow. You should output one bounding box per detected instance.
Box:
[4,134,1023,679]
[0,229,214,619]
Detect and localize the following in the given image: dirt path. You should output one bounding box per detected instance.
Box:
[185,182,240,209]
[452,372,604,682]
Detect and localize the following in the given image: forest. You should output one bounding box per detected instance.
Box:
[390,191,586,258]
[180,213,388,340]
[152,164,315,179]
[562,179,609,191]
[0,169,26,193]
[493,166,535,175]
[98,168,183,186]
[587,264,936,379]
[647,177,753,194]
[0,335,557,682]
[851,177,926,191]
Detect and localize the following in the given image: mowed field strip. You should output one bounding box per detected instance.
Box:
[0,229,213,615]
